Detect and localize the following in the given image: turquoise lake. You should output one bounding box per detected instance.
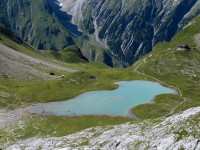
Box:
[27,81,176,118]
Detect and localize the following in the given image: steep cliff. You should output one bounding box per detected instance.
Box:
[57,0,200,66]
[1,0,200,67]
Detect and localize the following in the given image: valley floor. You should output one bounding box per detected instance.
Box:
[1,15,200,149]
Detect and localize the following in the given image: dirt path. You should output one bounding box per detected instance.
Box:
[133,52,187,117]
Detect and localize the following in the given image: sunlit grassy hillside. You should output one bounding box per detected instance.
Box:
[131,15,200,119]
[0,15,200,147]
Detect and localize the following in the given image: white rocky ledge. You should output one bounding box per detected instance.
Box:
[4,107,200,150]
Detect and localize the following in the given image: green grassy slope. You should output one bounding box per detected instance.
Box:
[0,0,75,51]
[1,14,200,117]
[0,115,133,144]
[0,24,48,60]
[131,15,200,119]
[0,24,136,143]
[1,15,200,145]
[0,24,75,107]
[0,24,142,108]
[74,37,124,68]
[43,45,89,63]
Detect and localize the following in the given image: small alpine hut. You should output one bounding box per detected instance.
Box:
[177,44,190,51]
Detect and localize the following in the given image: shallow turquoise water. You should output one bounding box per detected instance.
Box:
[28,81,176,117]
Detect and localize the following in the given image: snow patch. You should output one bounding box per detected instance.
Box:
[57,0,85,25]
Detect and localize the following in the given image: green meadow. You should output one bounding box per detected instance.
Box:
[0,15,200,144]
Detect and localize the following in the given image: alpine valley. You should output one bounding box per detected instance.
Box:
[0,0,200,149]
[1,0,200,66]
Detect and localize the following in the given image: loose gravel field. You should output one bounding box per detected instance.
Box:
[0,43,75,80]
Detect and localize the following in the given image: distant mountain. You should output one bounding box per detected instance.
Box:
[0,0,76,51]
[57,0,200,66]
[1,0,200,67]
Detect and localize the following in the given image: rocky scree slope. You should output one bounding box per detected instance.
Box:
[3,106,200,149]
[0,24,75,80]
[57,0,200,66]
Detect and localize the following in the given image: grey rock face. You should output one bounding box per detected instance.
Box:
[1,0,200,66]
[57,0,200,66]
[4,106,200,149]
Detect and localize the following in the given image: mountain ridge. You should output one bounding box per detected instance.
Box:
[1,0,200,67]
[0,13,200,149]
[57,0,200,66]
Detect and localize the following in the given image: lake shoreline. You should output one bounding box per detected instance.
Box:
[25,80,178,120]
[127,84,178,120]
